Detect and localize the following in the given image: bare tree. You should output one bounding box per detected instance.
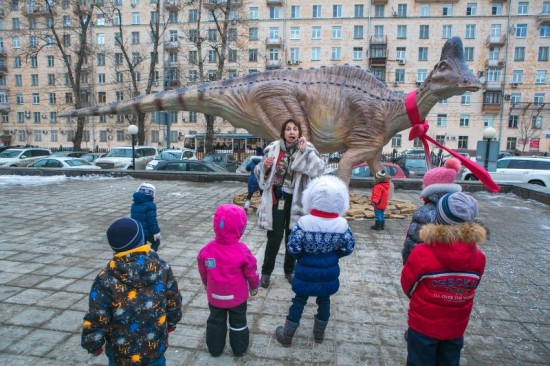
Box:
[517,110,548,152]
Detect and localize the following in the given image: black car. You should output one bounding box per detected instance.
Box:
[203,153,239,172]
[153,160,230,172]
[395,156,428,177]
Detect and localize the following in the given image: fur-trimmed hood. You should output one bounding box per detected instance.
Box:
[419,222,487,271]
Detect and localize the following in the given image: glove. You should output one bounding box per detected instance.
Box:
[168,326,176,333]
[153,232,161,241]
[91,348,103,356]
[249,287,258,296]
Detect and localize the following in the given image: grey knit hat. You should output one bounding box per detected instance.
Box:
[436,192,478,225]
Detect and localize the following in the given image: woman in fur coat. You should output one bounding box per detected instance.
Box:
[254,119,325,288]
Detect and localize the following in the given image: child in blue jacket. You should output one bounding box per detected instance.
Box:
[131,183,161,251]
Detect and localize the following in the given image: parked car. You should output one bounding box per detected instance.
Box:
[0,148,52,167]
[80,152,107,163]
[462,156,550,187]
[153,160,230,172]
[94,146,157,170]
[203,153,239,172]
[351,162,407,179]
[49,151,90,158]
[395,157,428,177]
[400,148,426,158]
[497,151,513,160]
[28,157,101,170]
[145,149,197,170]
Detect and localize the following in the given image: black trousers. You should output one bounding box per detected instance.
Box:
[146,236,160,251]
[261,195,296,276]
[206,301,249,357]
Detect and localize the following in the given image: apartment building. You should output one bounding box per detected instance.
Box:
[0,0,548,154]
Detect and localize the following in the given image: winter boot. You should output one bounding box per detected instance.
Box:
[313,316,328,344]
[243,200,251,213]
[275,319,299,347]
[370,221,382,230]
[285,272,294,284]
[260,274,271,288]
[380,220,385,230]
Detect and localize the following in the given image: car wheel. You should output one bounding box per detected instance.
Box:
[528,180,545,187]
[465,174,478,181]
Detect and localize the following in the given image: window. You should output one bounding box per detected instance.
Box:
[461,92,471,105]
[46,55,54,68]
[332,26,342,39]
[457,136,468,149]
[397,4,407,17]
[518,2,528,14]
[536,70,547,84]
[249,28,258,41]
[374,25,384,37]
[269,48,279,61]
[63,34,71,47]
[353,47,363,61]
[97,73,105,84]
[539,47,549,61]
[132,12,140,25]
[466,3,477,16]
[228,28,237,42]
[97,91,106,104]
[484,115,495,128]
[512,70,524,83]
[333,5,342,18]
[516,24,527,38]
[510,93,521,105]
[30,56,38,68]
[312,26,321,40]
[465,25,476,39]
[31,74,39,86]
[420,4,430,17]
[132,32,140,44]
[353,26,364,39]
[248,49,258,62]
[115,53,123,66]
[33,112,41,124]
[437,114,447,127]
[132,52,140,65]
[492,3,502,15]
[96,33,105,45]
[397,25,407,39]
[391,134,402,148]
[375,5,385,17]
[269,6,280,19]
[269,28,280,42]
[208,29,217,42]
[532,116,542,129]
[417,69,428,83]
[167,11,177,23]
[395,69,405,83]
[312,5,321,18]
[419,25,429,39]
[544,1,550,13]
[188,70,197,82]
[534,93,545,106]
[311,47,321,61]
[442,25,452,39]
[48,74,55,86]
[418,47,428,61]
[290,27,300,40]
[331,47,341,61]
[442,4,452,16]
[514,47,525,61]
[290,48,299,62]
[96,53,105,66]
[14,57,21,68]
[541,25,550,37]
[506,137,517,151]
[508,115,519,128]
[355,4,364,18]
[12,17,20,30]
[291,5,300,19]
[16,93,23,104]
[249,7,258,20]
[189,30,198,42]
[396,47,406,61]
[116,72,123,84]
[459,114,470,127]
[15,74,22,87]
[188,9,197,22]
[12,36,21,49]
[228,49,237,63]
[49,93,56,104]
[464,47,474,61]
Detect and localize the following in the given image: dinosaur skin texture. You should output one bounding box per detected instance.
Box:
[62,37,480,184]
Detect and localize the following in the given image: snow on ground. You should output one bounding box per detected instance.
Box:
[0,174,121,187]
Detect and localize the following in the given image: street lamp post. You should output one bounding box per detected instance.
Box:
[128,124,139,170]
[483,127,497,170]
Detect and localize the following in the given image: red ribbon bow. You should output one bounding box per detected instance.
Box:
[405,91,500,193]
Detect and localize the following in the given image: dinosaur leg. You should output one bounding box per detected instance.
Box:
[337,148,375,185]
[367,151,383,176]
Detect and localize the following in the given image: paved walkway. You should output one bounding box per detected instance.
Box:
[0,177,549,366]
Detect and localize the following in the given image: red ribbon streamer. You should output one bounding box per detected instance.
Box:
[405,91,500,193]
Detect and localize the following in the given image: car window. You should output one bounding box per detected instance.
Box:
[0,149,23,158]
[507,160,526,169]
[159,151,181,160]
[47,160,63,168]
[143,148,156,156]
[532,161,550,170]
[497,159,511,169]
[405,159,426,168]
[189,162,209,172]
[182,151,194,159]
[385,166,397,176]
[165,162,186,171]
[32,159,48,167]
[352,165,371,177]
[32,150,50,157]
[107,149,133,158]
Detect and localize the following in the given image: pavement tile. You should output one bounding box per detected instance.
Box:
[8,329,71,357]
[7,307,59,327]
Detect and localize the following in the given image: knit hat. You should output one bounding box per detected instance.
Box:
[375,170,388,180]
[302,175,350,216]
[436,192,478,225]
[136,183,156,198]
[423,158,462,187]
[106,218,145,252]
[255,147,264,156]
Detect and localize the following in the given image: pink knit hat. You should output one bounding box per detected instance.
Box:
[423,158,462,187]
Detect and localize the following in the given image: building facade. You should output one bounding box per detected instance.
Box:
[0,0,548,154]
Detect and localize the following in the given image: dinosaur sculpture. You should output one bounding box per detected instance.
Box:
[62,37,480,183]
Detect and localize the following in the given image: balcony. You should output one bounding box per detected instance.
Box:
[21,4,55,16]
[0,101,10,112]
[537,12,550,25]
[370,35,388,45]
[415,0,458,3]
[371,0,388,4]
[485,59,504,68]
[266,37,283,47]
[165,0,180,9]
[204,0,241,8]
[266,0,283,4]
[482,91,502,112]
[482,102,501,112]
[484,80,503,91]
[164,40,181,50]
[266,60,282,70]
[486,34,506,46]
[165,61,180,69]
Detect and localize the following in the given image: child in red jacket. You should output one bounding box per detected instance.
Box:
[401,192,487,366]
[370,170,391,230]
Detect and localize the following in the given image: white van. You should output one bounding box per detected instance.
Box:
[94,146,157,170]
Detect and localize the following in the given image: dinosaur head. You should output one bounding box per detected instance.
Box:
[423,37,481,100]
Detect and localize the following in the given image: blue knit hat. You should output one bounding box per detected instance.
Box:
[436,192,478,225]
[106,218,145,252]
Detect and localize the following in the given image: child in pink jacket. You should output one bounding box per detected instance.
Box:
[197,204,260,357]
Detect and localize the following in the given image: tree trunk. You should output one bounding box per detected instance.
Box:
[205,114,215,155]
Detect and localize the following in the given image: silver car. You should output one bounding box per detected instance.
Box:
[0,148,52,167]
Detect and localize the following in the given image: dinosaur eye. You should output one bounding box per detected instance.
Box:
[438,61,449,72]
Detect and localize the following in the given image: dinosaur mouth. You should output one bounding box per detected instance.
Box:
[464,86,481,92]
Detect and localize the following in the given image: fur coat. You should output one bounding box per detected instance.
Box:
[254,140,325,231]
